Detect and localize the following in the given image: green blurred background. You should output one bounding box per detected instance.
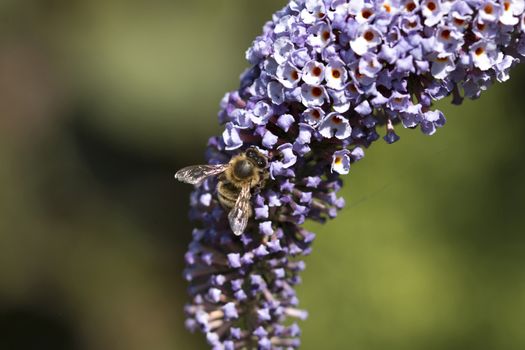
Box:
[0,1,524,349]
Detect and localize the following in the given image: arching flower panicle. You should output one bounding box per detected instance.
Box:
[182,0,525,348]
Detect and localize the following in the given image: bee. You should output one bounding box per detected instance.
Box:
[174,147,269,236]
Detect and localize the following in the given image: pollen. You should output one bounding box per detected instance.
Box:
[331,69,341,78]
[383,4,392,12]
[334,156,343,165]
[312,66,322,76]
[504,1,510,11]
[475,47,485,56]
[484,4,494,14]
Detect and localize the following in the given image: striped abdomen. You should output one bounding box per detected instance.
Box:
[217,181,238,210]
[217,181,253,216]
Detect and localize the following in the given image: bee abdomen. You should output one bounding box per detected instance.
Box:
[217,181,238,210]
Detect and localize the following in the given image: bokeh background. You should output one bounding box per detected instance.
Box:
[0,1,524,349]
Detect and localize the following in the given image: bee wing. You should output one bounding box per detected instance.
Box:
[228,184,252,236]
[174,164,229,186]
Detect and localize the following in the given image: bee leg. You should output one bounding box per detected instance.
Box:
[253,170,269,195]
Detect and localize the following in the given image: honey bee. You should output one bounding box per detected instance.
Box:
[174,147,269,236]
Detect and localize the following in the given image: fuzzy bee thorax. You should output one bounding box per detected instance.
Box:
[224,155,260,188]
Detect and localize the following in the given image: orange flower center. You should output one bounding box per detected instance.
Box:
[441,29,451,39]
[312,66,322,76]
[332,116,342,124]
[331,69,341,78]
[312,87,323,97]
[454,18,465,26]
[475,47,485,56]
[364,30,375,41]
[362,10,373,19]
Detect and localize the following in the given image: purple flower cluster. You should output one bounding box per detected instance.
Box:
[183,0,524,348]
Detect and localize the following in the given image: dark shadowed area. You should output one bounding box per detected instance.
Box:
[0,1,524,349]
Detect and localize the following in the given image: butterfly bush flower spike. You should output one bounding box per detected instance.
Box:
[182,0,524,348]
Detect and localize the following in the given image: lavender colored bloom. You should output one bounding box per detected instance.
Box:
[277,114,296,132]
[431,54,457,79]
[307,22,333,48]
[254,204,269,219]
[273,37,294,64]
[277,143,298,168]
[277,61,302,88]
[259,221,274,236]
[479,0,502,23]
[325,58,348,89]
[331,149,351,174]
[500,0,524,25]
[471,41,499,71]
[302,107,324,126]
[222,123,242,150]
[350,25,382,55]
[359,53,382,78]
[303,83,329,107]
[319,113,352,139]
[421,0,445,26]
[182,0,524,348]
[222,302,239,320]
[262,130,278,148]
[267,81,285,105]
[302,60,325,85]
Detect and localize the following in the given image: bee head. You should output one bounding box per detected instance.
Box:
[233,159,254,179]
[245,147,268,169]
